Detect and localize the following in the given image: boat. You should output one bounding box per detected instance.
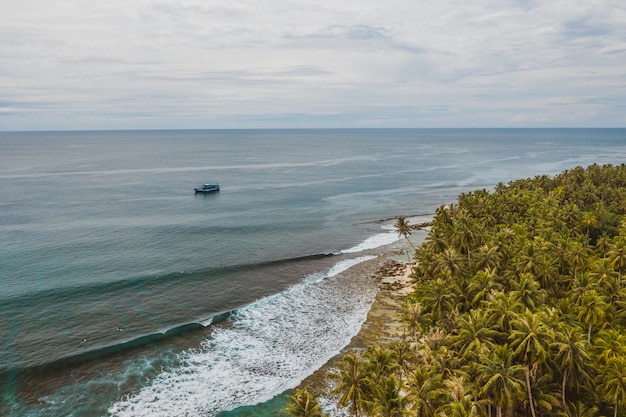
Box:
[194,184,220,193]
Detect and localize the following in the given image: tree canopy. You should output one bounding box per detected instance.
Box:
[328,163,626,417]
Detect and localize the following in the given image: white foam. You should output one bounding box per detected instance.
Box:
[108,256,378,417]
[327,256,377,278]
[341,232,400,254]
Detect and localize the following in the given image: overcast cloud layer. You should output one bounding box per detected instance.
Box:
[2,0,626,130]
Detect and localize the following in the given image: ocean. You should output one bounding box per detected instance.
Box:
[0,128,624,416]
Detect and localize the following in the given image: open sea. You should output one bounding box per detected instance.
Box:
[1,128,625,416]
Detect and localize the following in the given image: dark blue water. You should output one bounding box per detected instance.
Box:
[1,128,624,416]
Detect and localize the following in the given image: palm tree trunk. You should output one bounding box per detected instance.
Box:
[525,366,537,417]
[614,399,618,417]
[561,369,567,406]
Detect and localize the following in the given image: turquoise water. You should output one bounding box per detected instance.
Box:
[0,128,625,416]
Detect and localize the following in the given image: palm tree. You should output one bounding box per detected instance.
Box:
[597,233,611,259]
[509,310,553,417]
[593,329,626,366]
[395,216,416,262]
[576,289,606,343]
[485,290,520,334]
[509,273,544,311]
[435,400,480,417]
[608,237,626,279]
[434,248,465,279]
[407,365,441,417]
[567,241,589,281]
[566,401,599,417]
[365,344,399,384]
[333,353,371,417]
[474,244,503,272]
[581,211,597,239]
[599,356,626,417]
[438,375,485,416]
[514,241,544,278]
[389,341,413,382]
[417,277,454,324]
[283,388,328,417]
[371,375,410,417]
[402,301,423,344]
[551,325,591,405]
[469,267,502,309]
[477,345,525,417]
[453,211,480,266]
[451,309,499,361]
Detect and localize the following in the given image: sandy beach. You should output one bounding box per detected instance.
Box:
[297,227,426,397]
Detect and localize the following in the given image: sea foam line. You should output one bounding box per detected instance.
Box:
[108,255,378,417]
[341,231,400,254]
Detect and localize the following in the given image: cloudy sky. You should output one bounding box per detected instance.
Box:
[2,0,625,130]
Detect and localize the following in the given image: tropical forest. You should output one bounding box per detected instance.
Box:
[285,163,626,417]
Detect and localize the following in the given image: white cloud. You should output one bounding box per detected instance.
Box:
[1,0,625,129]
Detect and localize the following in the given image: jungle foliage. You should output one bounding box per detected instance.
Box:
[324,163,626,417]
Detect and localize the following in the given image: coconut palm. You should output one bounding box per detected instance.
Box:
[567,240,589,281]
[509,273,544,311]
[395,216,416,262]
[593,329,626,366]
[599,356,626,417]
[576,289,606,343]
[469,267,502,309]
[402,301,423,344]
[581,212,597,239]
[283,388,328,417]
[371,375,410,417]
[365,344,399,384]
[514,241,544,278]
[477,345,525,417]
[407,365,442,417]
[485,290,520,334]
[509,310,553,417]
[551,325,591,405]
[436,374,482,417]
[417,277,454,324]
[451,309,499,361]
[333,353,371,417]
[434,248,465,279]
[608,237,626,279]
[435,400,480,417]
[566,401,599,417]
[453,211,480,266]
[389,341,413,382]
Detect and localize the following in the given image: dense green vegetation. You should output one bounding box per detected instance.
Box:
[286,163,626,417]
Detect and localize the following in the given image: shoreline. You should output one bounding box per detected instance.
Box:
[297,229,425,397]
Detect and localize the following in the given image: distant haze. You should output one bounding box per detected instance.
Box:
[2,0,626,130]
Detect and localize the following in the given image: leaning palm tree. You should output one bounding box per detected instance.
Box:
[395,216,416,262]
[283,387,328,417]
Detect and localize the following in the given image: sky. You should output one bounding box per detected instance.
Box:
[1,0,626,130]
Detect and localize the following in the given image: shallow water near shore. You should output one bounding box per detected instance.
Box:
[1,128,625,416]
